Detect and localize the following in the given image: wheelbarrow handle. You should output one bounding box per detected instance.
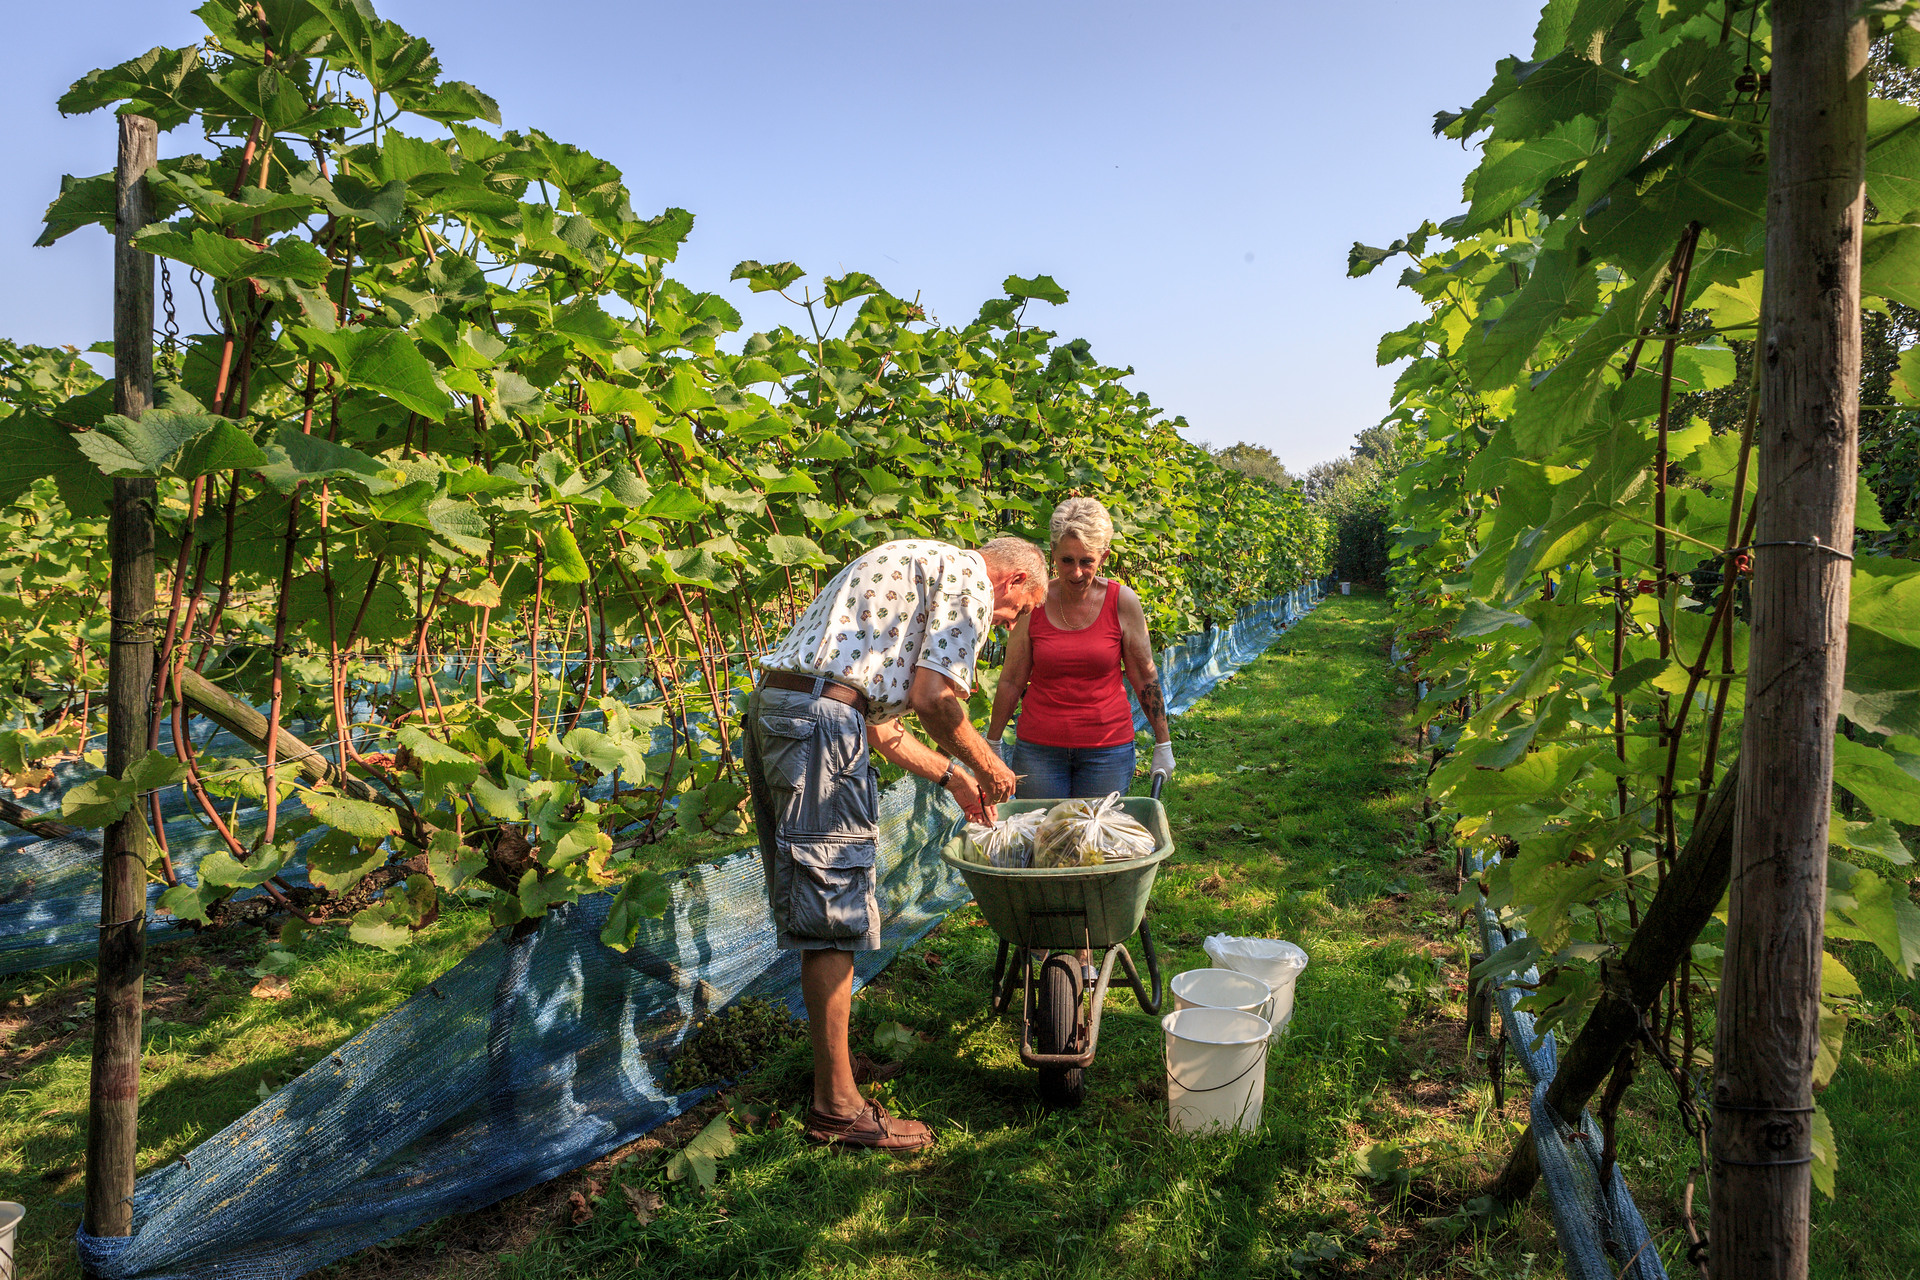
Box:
[1150,771,1167,801]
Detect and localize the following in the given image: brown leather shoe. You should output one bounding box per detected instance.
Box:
[805,1099,935,1153]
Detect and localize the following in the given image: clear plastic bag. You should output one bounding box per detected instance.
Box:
[1030,792,1157,868]
[962,807,1045,868]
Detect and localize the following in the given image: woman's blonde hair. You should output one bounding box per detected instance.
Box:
[1049,496,1115,557]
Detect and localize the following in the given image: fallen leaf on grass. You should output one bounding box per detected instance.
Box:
[872,1021,920,1054]
[567,1177,602,1225]
[665,1113,736,1188]
[621,1184,663,1225]
[249,975,291,1000]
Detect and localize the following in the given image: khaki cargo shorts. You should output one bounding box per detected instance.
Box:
[742,683,882,951]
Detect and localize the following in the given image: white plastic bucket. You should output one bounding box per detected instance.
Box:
[1340,582,1352,594]
[1203,935,1309,1031]
[0,1202,22,1280]
[1162,1007,1270,1134]
[1171,967,1274,1024]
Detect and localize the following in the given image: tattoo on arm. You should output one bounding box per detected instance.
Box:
[1138,679,1167,726]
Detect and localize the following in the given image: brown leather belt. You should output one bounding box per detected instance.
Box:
[759,670,870,716]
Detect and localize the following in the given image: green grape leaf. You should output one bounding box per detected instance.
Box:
[1810,1105,1837,1198]
[60,776,135,828]
[197,843,291,890]
[73,410,217,477]
[730,260,805,293]
[1577,40,1734,214]
[582,381,657,423]
[1464,250,1600,390]
[1832,735,1920,825]
[1002,273,1069,305]
[348,903,415,951]
[1453,601,1533,639]
[600,869,674,952]
[158,880,222,924]
[302,788,401,839]
[1869,97,1920,221]
[1461,116,1599,235]
[307,830,388,894]
[258,426,407,494]
[133,227,332,286]
[427,828,485,890]
[0,413,111,514]
[823,271,882,308]
[541,522,590,584]
[766,533,828,568]
[172,421,268,478]
[626,207,695,260]
[1831,813,1913,866]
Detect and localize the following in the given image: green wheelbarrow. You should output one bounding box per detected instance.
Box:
[939,777,1170,1108]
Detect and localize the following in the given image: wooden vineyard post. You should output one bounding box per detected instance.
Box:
[85,112,158,1248]
[1709,1,1865,1276]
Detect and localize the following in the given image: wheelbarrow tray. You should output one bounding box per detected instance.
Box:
[938,796,1173,950]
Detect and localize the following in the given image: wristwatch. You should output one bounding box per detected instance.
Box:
[937,758,956,788]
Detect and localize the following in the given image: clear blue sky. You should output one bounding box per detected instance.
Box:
[0,0,1541,475]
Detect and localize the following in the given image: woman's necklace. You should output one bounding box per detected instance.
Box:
[1048,579,1105,631]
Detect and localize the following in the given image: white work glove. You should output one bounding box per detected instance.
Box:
[1151,740,1176,779]
[995,738,1014,764]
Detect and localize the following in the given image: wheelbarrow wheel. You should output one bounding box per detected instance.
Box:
[1035,955,1086,1109]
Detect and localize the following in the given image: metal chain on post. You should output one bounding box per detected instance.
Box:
[158,260,181,378]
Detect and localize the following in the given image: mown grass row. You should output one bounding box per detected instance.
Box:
[6,592,1912,1279]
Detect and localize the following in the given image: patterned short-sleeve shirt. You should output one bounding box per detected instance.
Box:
[759,539,993,725]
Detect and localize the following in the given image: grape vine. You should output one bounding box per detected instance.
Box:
[0,0,1326,953]
[1364,0,1920,1199]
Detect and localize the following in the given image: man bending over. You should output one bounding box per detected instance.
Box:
[743,536,1047,1152]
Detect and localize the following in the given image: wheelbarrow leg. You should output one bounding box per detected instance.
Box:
[992,938,1021,1015]
[1119,919,1165,1015]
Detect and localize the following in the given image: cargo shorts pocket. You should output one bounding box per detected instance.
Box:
[755,714,815,789]
[784,839,877,942]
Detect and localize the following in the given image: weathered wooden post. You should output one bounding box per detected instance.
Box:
[84,111,158,1249]
[1709,0,1865,1274]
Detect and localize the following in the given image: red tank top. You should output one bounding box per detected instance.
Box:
[1016,581,1136,748]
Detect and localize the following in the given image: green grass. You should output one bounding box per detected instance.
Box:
[7,591,1915,1279]
[486,594,1565,1279]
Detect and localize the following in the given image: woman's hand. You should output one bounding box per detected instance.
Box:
[1151,740,1176,779]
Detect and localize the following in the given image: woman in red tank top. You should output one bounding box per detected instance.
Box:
[987,498,1176,799]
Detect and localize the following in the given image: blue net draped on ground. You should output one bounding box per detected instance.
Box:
[1470,857,1669,1280]
[1410,662,1672,1279]
[44,584,1325,1279]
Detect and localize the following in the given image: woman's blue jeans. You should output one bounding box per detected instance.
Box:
[1010,738,1137,801]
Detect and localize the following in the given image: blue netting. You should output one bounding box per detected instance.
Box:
[1471,855,1668,1280]
[76,776,969,1280]
[30,584,1325,1279]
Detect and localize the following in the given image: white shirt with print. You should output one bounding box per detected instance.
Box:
[759,539,992,724]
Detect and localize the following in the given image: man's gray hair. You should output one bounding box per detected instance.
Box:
[1049,496,1115,556]
[978,536,1049,599]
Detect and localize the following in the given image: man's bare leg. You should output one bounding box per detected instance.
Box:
[800,948,864,1116]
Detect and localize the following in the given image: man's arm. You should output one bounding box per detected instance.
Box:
[907,664,1017,803]
[867,717,993,823]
